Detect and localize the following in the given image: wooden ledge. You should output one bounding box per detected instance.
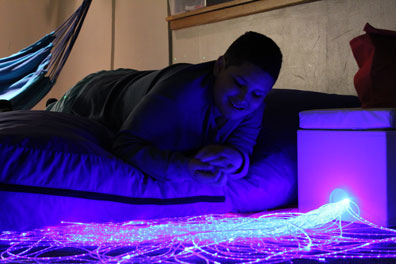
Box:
[166,0,317,30]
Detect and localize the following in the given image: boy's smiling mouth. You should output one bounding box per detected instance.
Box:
[229,99,246,111]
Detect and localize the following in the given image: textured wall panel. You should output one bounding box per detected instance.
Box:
[172,0,396,95]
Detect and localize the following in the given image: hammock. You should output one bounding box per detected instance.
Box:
[0,0,92,110]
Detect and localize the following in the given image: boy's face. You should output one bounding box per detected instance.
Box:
[213,57,274,120]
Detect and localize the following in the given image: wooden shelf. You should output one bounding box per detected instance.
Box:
[166,0,317,30]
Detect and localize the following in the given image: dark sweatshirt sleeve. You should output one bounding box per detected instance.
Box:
[112,92,192,182]
[225,105,264,180]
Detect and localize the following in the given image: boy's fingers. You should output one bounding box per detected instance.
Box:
[195,150,218,160]
[195,145,223,160]
[203,157,228,168]
[217,164,236,174]
[192,160,214,171]
[193,170,218,183]
[199,153,223,163]
[198,163,214,171]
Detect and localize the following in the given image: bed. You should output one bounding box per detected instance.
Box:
[4,88,396,263]
[0,88,361,232]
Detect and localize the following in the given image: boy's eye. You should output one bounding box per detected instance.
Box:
[253,91,264,98]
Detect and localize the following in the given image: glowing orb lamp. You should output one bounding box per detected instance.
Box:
[297,108,396,227]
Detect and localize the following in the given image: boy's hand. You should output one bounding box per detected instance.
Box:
[195,145,244,174]
[188,158,227,186]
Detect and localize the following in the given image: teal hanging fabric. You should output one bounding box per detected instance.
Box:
[0,0,92,110]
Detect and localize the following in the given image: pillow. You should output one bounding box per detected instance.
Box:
[0,110,114,157]
[350,23,396,108]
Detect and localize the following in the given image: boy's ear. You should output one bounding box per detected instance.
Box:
[213,56,225,77]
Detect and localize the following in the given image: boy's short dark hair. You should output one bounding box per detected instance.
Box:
[224,31,283,82]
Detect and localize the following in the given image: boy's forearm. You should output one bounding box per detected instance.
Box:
[112,136,191,182]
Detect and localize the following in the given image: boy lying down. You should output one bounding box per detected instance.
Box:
[48,31,282,186]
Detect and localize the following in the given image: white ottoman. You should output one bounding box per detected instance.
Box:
[298,108,396,227]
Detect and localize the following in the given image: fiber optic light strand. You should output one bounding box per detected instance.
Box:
[2,199,396,263]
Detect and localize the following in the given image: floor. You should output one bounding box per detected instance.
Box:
[1,199,396,263]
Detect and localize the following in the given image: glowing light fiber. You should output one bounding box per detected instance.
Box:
[2,199,396,263]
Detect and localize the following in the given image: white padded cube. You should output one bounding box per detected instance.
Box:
[298,109,396,227]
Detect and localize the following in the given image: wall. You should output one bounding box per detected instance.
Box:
[113,0,168,70]
[3,0,394,108]
[0,0,168,110]
[172,0,396,95]
[0,0,55,56]
[44,0,113,110]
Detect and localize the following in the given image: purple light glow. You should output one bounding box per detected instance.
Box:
[2,199,396,263]
[298,129,396,227]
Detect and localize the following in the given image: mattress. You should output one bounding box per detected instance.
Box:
[0,110,296,231]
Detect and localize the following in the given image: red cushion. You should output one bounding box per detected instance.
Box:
[350,23,396,108]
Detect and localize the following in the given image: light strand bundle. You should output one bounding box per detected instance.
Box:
[1,199,396,263]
